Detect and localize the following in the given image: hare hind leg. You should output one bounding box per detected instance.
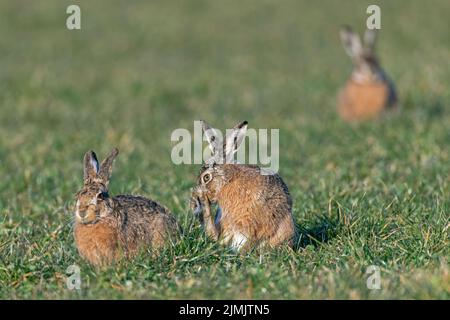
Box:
[221,231,249,251]
[268,216,297,248]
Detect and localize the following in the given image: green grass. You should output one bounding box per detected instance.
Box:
[0,0,449,299]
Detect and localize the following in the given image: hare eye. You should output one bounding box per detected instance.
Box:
[96,191,108,200]
[202,173,212,184]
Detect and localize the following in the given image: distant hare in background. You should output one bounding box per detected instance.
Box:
[73,148,179,266]
[190,120,297,251]
[337,25,397,121]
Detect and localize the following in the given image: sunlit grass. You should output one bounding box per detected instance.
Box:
[0,0,449,299]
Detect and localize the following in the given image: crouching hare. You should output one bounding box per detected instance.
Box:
[190,120,297,251]
[73,148,179,266]
[337,25,397,122]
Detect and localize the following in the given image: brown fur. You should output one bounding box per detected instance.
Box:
[338,80,393,121]
[337,26,397,122]
[216,165,296,249]
[191,121,297,251]
[73,148,179,266]
[74,217,119,266]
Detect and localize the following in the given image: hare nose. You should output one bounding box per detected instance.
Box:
[78,210,87,218]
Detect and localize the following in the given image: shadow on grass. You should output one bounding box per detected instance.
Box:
[293,215,341,251]
[404,94,447,120]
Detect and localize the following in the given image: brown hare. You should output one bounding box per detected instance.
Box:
[190,120,297,252]
[337,25,397,122]
[73,148,179,266]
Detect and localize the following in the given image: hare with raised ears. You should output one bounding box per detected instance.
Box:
[190,121,297,251]
[73,148,179,266]
[337,26,397,122]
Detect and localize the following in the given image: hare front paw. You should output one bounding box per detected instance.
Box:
[190,186,205,215]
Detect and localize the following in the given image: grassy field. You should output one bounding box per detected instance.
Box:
[0,0,449,299]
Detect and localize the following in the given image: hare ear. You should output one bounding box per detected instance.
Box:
[201,120,223,160]
[84,150,99,181]
[364,28,378,52]
[224,121,248,161]
[340,25,363,59]
[99,147,119,185]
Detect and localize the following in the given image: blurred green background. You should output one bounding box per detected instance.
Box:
[0,0,448,299]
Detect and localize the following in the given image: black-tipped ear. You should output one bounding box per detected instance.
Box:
[84,150,99,181]
[224,120,248,162]
[339,25,363,59]
[234,120,248,130]
[99,147,119,184]
[201,120,223,159]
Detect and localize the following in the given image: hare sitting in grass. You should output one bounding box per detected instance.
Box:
[73,148,179,266]
[190,120,297,251]
[337,25,397,122]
